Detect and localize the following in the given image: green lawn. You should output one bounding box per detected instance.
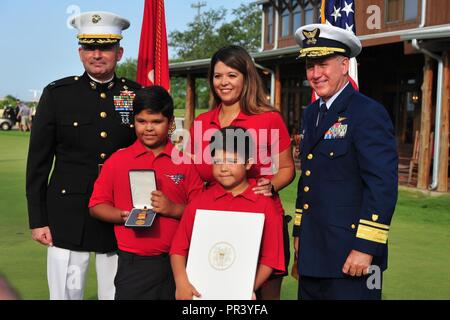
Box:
[1,130,449,300]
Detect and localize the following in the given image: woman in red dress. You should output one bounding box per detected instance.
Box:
[187,45,295,299]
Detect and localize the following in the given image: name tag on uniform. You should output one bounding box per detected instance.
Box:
[324,123,348,140]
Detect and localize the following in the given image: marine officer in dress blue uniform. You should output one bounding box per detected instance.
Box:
[292,24,398,300]
[26,11,142,300]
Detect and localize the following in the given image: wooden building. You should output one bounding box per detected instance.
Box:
[169,0,450,192]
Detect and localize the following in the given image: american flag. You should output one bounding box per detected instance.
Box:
[322,0,356,34]
[311,0,359,102]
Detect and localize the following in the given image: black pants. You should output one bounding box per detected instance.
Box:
[114,250,175,300]
[298,274,383,300]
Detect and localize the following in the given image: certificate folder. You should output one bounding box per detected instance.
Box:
[186,209,265,300]
[125,170,157,228]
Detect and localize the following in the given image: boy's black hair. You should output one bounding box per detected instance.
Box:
[210,126,254,163]
[133,85,174,119]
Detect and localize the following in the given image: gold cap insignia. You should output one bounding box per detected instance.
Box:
[92,14,102,24]
[303,28,320,45]
[338,117,347,122]
[372,214,379,222]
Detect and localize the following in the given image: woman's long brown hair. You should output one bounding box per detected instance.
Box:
[208,45,275,115]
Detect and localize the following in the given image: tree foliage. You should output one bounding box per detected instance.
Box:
[224,3,262,52]
[0,95,18,109]
[169,3,261,60]
[114,3,262,110]
[116,58,137,81]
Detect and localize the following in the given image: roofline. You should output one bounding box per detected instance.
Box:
[360,24,450,41]
[400,24,450,41]
[169,47,299,74]
[169,58,210,74]
[169,24,450,74]
[252,46,299,60]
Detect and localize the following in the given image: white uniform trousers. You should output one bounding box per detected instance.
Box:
[47,246,118,300]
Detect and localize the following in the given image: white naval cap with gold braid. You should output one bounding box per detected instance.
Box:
[295,23,361,59]
[70,11,130,45]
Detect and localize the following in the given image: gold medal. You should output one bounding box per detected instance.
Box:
[135,219,145,225]
[137,212,147,220]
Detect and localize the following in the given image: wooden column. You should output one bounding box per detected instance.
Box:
[437,52,450,192]
[417,57,434,189]
[184,74,196,131]
[274,65,282,112]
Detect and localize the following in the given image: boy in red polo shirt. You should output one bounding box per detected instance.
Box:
[89,86,203,300]
[170,126,285,300]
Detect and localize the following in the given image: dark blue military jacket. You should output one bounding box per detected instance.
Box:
[26,72,141,253]
[293,83,398,278]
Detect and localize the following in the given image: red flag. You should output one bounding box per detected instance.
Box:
[137,0,170,90]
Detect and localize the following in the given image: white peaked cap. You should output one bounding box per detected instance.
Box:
[71,11,130,45]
